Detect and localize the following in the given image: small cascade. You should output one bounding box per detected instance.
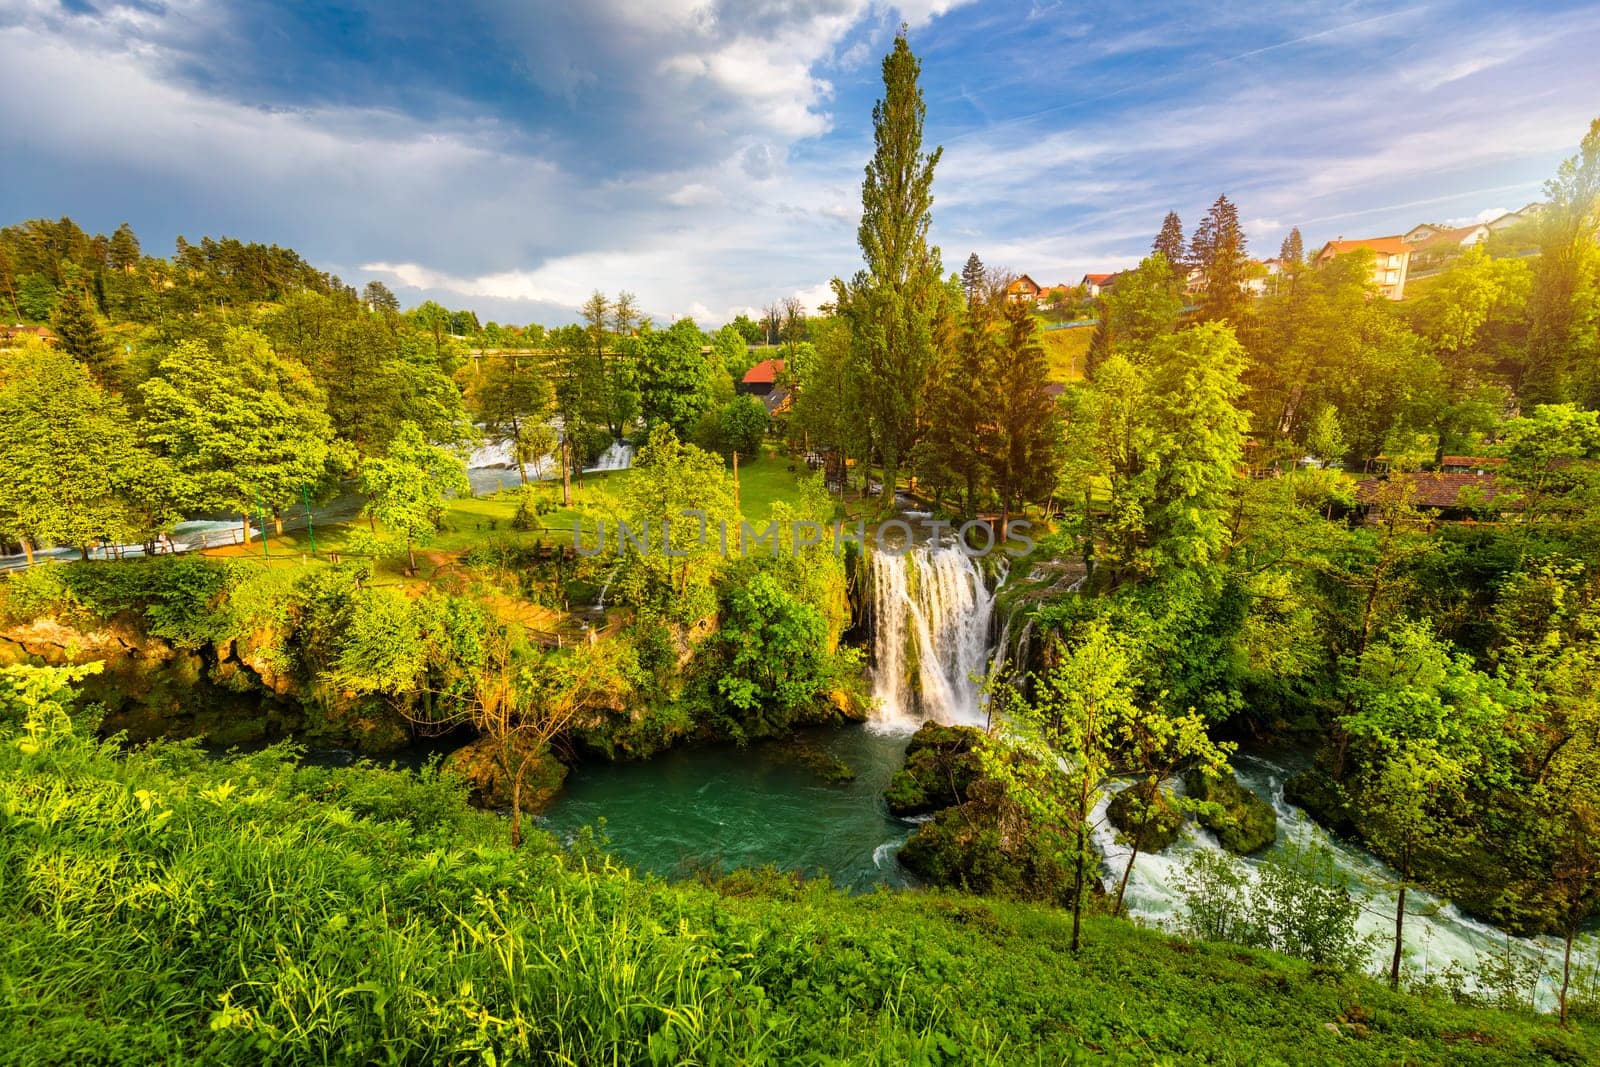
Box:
[468,437,516,470]
[586,439,635,472]
[868,542,998,731]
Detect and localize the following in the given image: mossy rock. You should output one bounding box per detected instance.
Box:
[1284,768,1358,840]
[897,779,1075,905]
[884,722,984,817]
[769,737,856,783]
[444,735,569,814]
[1186,770,1278,854]
[1106,782,1185,853]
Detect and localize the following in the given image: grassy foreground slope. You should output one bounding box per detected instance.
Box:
[2,717,1593,1065]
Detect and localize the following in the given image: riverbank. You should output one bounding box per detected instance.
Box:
[5,708,1593,1065]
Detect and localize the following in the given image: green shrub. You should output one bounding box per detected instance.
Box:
[1178,845,1374,970]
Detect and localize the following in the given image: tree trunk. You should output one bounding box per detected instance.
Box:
[1389,878,1407,990]
[512,416,528,486]
[242,512,251,544]
[273,505,284,536]
[406,539,417,576]
[881,443,898,508]
[1561,925,1576,1025]
[1113,802,1148,918]
[562,438,573,507]
[1071,818,1087,952]
[510,763,523,848]
[21,539,33,566]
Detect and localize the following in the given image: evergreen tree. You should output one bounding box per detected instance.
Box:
[49,285,118,385]
[991,297,1060,536]
[961,252,986,300]
[922,280,998,516]
[1189,195,1250,322]
[1279,227,1305,267]
[108,222,141,271]
[362,280,400,314]
[832,28,943,507]
[1152,212,1185,271]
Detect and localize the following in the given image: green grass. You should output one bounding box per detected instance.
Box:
[213,453,819,587]
[734,447,825,524]
[2,685,1595,1065]
[1040,327,1092,382]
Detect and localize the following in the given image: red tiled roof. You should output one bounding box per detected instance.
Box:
[1320,236,1411,257]
[1355,471,1503,508]
[742,358,785,385]
[1081,273,1114,285]
[1414,225,1487,250]
[1008,275,1041,293]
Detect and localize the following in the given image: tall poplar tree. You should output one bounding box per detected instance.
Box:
[1525,117,1600,406]
[832,28,943,506]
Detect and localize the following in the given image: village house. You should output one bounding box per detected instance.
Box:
[738,357,792,415]
[738,358,785,397]
[1005,275,1042,303]
[1314,236,1412,299]
[1355,470,1504,521]
[1413,222,1490,256]
[0,324,54,348]
[1079,273,1114,298]
[1035,283,1076,309]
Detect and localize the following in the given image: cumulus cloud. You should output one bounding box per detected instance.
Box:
[1,0,1597,325]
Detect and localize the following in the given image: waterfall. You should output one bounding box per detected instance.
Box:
[868,543,998,731]
[586,439,635,472]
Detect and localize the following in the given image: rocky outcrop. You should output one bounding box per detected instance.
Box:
[1106,781,1186,853]
[443,735,568,813]
[0,616,411,753]
[884,722,984,817]
[896,778,1076,905]
[1185,770,1278,854]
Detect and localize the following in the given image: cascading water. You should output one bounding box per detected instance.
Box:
[586,439,635,472]
[1092,755,1577,1008]
[868,542,998,731]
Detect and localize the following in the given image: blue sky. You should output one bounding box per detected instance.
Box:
[3,0,1599,325]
